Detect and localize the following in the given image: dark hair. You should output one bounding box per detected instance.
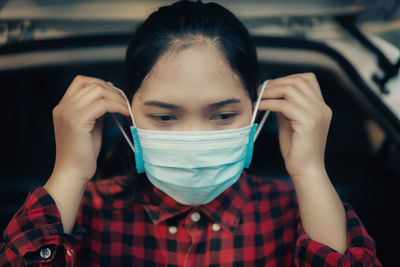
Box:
[99,0,261,199]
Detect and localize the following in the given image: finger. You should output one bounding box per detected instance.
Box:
[79,98,131,123]
[271,78,320,102]
[258,99,307,122]
[63,75,113,99]
[71,81,126,104]
[268,73,323,99]
[296,73,321,95]
[69,83,94,101]
[262,84,315,111]
[74,83,128,110]
[287,73,323,99]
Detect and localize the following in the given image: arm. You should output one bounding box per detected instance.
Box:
[291,169,347,254]
[43,171,88,234]
[260,73,347,252]
[0,185,87,266]
[1,75,129,266]
[43,75,130,234]
[259,73,381,265]
[294,201,382,266]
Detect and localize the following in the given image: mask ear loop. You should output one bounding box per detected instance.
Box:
[109,86,136,153]
[252,80,271,142]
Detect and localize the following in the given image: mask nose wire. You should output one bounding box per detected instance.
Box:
[110,86,136,153]
[252,80,271,143]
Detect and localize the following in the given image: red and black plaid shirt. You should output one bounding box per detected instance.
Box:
[1,170,381,266]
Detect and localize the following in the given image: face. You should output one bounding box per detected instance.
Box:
[131,45,254,131]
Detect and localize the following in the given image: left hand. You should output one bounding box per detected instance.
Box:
[258,73,332,179]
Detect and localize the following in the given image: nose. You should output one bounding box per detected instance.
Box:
[180,120,209,131]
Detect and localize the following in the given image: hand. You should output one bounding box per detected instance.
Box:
[51,75,130,183]
[259,73,332,179]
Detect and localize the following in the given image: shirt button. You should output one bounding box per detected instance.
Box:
[190,212,201,222]
[212,223,221,231]
[168,226,178,234]
[39,247,52,259]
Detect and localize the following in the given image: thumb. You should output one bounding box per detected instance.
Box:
[92,115,105,158]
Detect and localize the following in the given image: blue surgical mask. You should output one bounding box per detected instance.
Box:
[112,80,270,205]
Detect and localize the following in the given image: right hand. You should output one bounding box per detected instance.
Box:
[51,75,130,183]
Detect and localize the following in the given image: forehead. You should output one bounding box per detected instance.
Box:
[136,45,249,103]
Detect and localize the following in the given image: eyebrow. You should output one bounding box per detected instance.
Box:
[144,98,241,109]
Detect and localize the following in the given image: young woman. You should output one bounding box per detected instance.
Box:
[0,0,381,266]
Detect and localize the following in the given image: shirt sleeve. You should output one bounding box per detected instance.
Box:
[0,186,87,266]
[294,202,382,266]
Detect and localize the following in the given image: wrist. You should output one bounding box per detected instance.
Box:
[289,165,329,185]
[44,169,89,196]
[44,170,89,234]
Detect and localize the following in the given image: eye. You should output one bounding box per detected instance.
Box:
[150,115,177,122]
[212,113,237,121]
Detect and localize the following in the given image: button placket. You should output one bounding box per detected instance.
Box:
[185,211,207,266]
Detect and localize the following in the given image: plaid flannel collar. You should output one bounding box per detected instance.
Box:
[138,170,252,234]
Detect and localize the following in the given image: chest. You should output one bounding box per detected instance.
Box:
[79,207,297,266]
